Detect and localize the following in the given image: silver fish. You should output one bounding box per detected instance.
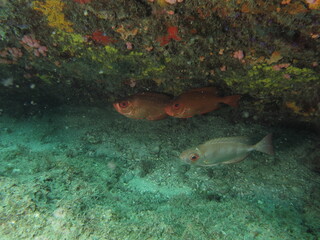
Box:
[180,134,274,167]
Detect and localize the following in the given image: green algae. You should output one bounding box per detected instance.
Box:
[224,64,319,98]
[52,31,84,55]
[50,30,165,83]
[0,1,11,41]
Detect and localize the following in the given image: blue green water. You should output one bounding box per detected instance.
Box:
[0,105,319,239]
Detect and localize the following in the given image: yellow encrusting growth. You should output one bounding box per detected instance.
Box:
[53,30,84,54]
[157,0,168,7]
[306,0,320,10]
[33,0,74,32]
[285,102,317,117]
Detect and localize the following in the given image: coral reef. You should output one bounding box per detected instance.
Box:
[0,0,319,126]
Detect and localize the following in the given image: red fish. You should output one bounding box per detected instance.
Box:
[113,92,171,120]
[165,87,241,118]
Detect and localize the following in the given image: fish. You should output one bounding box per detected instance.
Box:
[179,134,274,167]
[113,92,172,120]
[164,87,241,118]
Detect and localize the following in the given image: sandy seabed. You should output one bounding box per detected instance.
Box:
[0,105,319,240]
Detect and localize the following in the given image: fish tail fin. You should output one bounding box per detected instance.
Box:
[254,133,274,155]
[221,95,241,108]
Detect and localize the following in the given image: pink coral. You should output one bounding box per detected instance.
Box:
[164,0,183,4]
[0,47,23,64]
[21,35,41,48]
[233,50,244,60]
[73,0,92,3]
[21,35,48,57]
[165,0,177,4]
[8,48,23,60]
[283,74,291,79]
[272,63,290,71]
[35,46,48,57]
[220,65,227,71]
[125,41,133,50]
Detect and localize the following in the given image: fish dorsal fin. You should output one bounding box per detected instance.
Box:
[203,136,251,146]
[185,87,218,95]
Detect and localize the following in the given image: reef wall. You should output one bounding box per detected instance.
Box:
[0,0,319,127]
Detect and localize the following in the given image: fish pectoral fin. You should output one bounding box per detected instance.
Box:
[197,159,220,167]
[198,163,220,167]
[222,155,248,164]
[147,114,167,121]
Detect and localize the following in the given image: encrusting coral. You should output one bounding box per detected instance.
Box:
[33,0,74,32]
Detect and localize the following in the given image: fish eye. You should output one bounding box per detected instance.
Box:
[189,153,200,162]
[173,103,180,109]
[119,101,128,108]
